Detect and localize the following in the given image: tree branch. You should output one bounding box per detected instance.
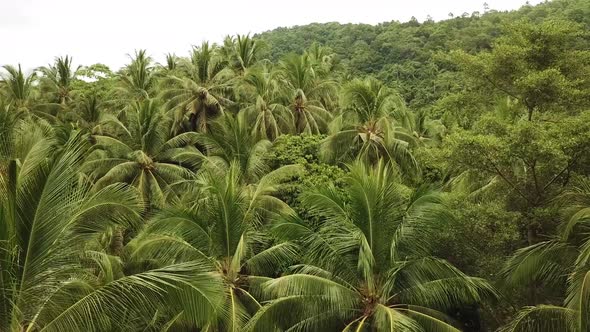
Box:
[488,159,531,203]
[542,156,579,192]
[530,160,542,200]
[483,76,521,102]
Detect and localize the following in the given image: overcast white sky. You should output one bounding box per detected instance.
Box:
[1,0,543,70]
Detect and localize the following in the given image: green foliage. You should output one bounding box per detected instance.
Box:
[1,1,590,330]
[433,197,521,277]
[249,161,497,331]
[267,134,325,166]
[451,18,590,120]
[447,112,590,249]
[259,0,590,113]
[267,134,347,218]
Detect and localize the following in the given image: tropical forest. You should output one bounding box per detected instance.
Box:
[1,0,590,331]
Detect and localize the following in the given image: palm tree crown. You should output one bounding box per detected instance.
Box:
[248,161,496,331]
[83,99,201,208]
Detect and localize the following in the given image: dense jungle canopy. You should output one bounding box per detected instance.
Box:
[1,0,590,331]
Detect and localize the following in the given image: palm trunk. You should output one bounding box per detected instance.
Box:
[526,224,537,246]
[109,228,124,256]
[189,113,197,132]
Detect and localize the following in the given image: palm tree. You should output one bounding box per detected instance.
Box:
[83,99,202,208]
[304,43,340,113]
[322,77,418,175]
[0,128,224,331]
[119,50,157,101]
[222,34,266,75]
[160,42,233,133]
[38,56,80,105]
[44,247,225,332]
[164,53,179,71]
[247,161,496,331]
[1,65,36,108]
[500,177,590,331]
[193,113,274,184]
[499,299,586,332]
[304,43,337,79]
[403,109,447,147]
[1,65,63,122]
[239,67,293,140]
[277,53,334,134]
[54,91,126,135]
[1,64,60,120]
[130,162,301,330]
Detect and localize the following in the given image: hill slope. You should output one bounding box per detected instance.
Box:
[257,0,590,109]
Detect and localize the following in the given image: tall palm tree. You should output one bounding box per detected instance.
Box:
[160,42,233,133]
[322,77,418,175]
[304,43,337,79]
[44,246,225,332]
[193,113,274,184]
[119,50,157,101]
[83,99,202,208]
[222,34,266,75]
[0,129,222,331]
[131,162,301,331]
[1,65,62,122]
[1,65,36,107]
[277,53,334,134]
[0,64,60,120]
[303,43,340,113]
[239,67,293,140]
[500,178,590,331]
[247,161,496,331]
[164,53,179,71]
[403,109,447,147]
[68,92,127,135]
[38,55,80,105]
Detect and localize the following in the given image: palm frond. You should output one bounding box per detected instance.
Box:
[499,305,577,332]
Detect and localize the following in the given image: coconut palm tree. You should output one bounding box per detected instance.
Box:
[276,53,334,134]
[1,64,36,108]
[164,53,179,71]
[222,34,266,75]
[130,162,301,331]
[247,161,497,331]
[321,77,418,175]
[119,50,157,101]
[0,64,60,120]
[304,43,337,80]
[498,299,586,332]
[49,89,126,136]
[82,99,202,209]
[160,42,233,133]
[0,127,225,331]
[403,109,447,147]
[304,43,339,112]
[193,113,276,185]
[500,177,590,331]
[67,92,127,135]
[239,67,293,140]
[42,247,225,332]
[38,55,80,105]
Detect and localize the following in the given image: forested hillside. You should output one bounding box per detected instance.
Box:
[1,0,590,331]
[258,0,590,110]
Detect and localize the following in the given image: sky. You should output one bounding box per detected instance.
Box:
[1,0,543,70]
